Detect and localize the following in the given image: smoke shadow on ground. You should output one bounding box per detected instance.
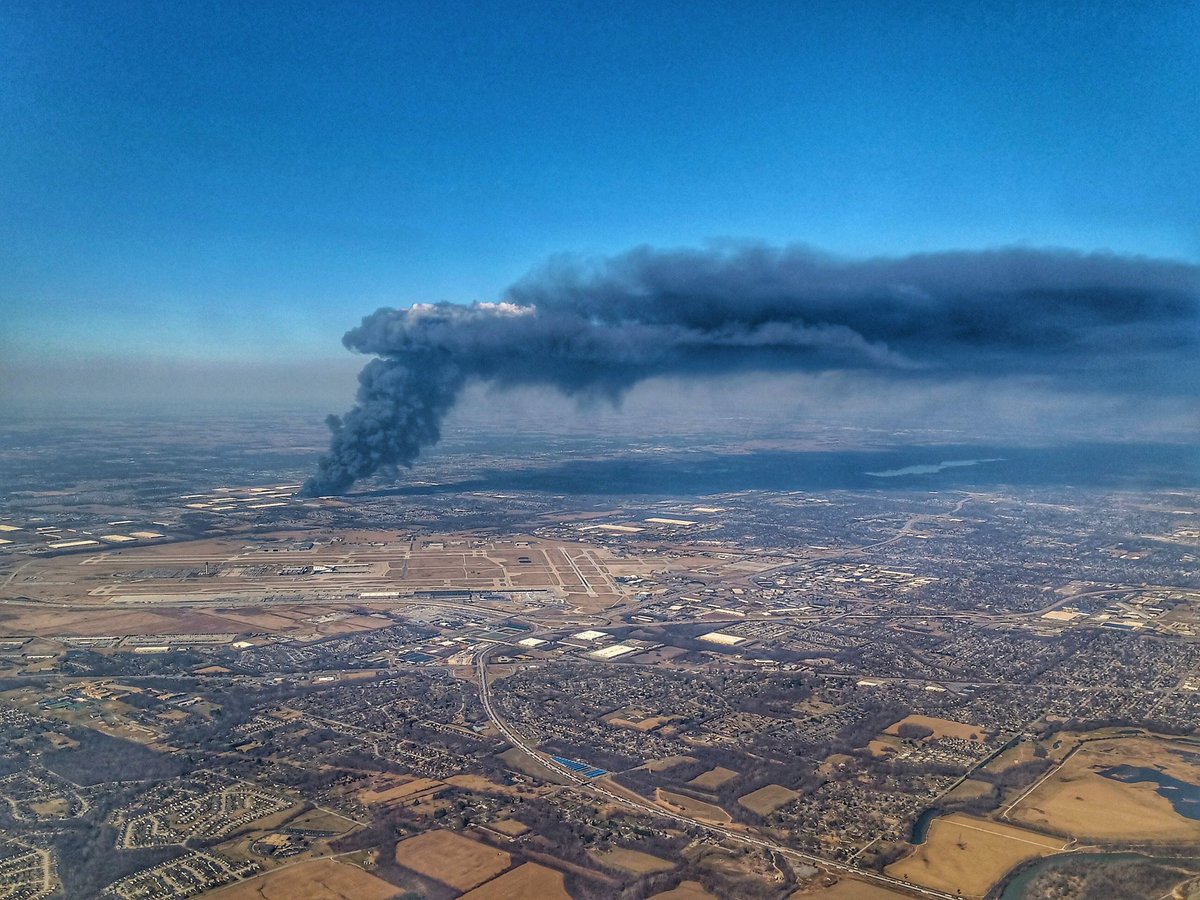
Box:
[351,443,1200,498]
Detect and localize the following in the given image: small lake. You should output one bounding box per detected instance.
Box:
[1100,765,1200,820]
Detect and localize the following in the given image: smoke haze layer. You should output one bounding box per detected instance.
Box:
[301,245,1199,495]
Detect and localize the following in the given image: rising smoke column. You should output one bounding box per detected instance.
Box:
[305,357,466,496]
[301,245,1199,495]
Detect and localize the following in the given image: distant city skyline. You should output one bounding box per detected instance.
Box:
[3,1,1198,371]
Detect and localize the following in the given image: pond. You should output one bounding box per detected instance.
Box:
[1099,765,1200,820]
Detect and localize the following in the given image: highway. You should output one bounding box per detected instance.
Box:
[474,645,958,900]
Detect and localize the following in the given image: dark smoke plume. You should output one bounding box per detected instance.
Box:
[301,245,1199,495]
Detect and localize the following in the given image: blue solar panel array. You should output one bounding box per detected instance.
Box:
[550,755,607,778]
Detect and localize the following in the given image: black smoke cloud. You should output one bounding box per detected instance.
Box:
[301,245,1199,495]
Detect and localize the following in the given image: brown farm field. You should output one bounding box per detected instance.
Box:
[657,789,731,823]
[650,881,719,900]
[394,829,512,891]
[737,784,799,815]
[460,862,571,900]
[688,766,738,790]
[983,740,1039,773]
[590,846,675,875]
[643,755,698,772]
[886,813,1066,898]
[884,714,983,742]
[358,776,445,805]
[1006,737,1200,842]
[943,777,994,803]
[201,859,396,900]
[797,877,914,899]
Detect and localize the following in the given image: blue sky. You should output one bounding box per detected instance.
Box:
[2,0,1197,367]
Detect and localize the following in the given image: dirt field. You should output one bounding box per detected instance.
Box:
[447,773,541,798]
[868,737,901,757]
[394,829,512,891]
[607,713,678,731]
[590,847,675,875]
[943,778,994,803]
[286,808,356,835]
[983,740,1039,773]
[688,766,738,790]
[657,789,732,823]
[358,776,445,805]
[487,818,530,836]
[202,859,396,900]
[460,862,571,900]
[643,755,698,772]
[650,881,718,900]
[885,813,1066,898]
[30,798,70,817]
[500,746,572,783]
[1007,737,1200,842]
[818,753,855,776]
[797,877,913,898]
[737,784,799,815]
[884,714,983,742]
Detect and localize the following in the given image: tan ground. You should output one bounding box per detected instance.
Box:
[797,876,914,898]
[500,747,572,783]
[657,789,732,823]
[737,784,800,815]
[884,714,983,742]
[818,753,855,776]
[447,773,542,797]
[487,818,530,836]
[943,778,993,803]
[983,740,1038,773]
[650,881,718,900]
[607,714,678,731]
[394,829,512,891]
[1007,737,1200,842]
[201,859,396,900]
[886,813,1066,898]
[1,530,665,619]
[644,755,698,772]
[590,847,675,875]
[286,808,357,835]
[358,776,445,805]
[460,862,571,900]
[688,766,738,790]
[30,798,69,817]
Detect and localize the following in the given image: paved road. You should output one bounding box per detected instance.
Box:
[475,646,957,900]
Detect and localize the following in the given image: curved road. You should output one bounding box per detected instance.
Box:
[475,646,956,900]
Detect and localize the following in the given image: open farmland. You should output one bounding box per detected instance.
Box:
[460,862,571,900]
[393,829,512,891]
[802,877,916,899]
[590,846,676,875]
[358,776,445,806]
[644,756,698,773]
[884,714,984,742]
[649,881,718,900]
[942,777,993,803]
[1006,737,1200,842]
[656,789,731,823]
[737,784,800,815]
[201,859,397,900]
[886,813,1066,898]
[688,766,738,790]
